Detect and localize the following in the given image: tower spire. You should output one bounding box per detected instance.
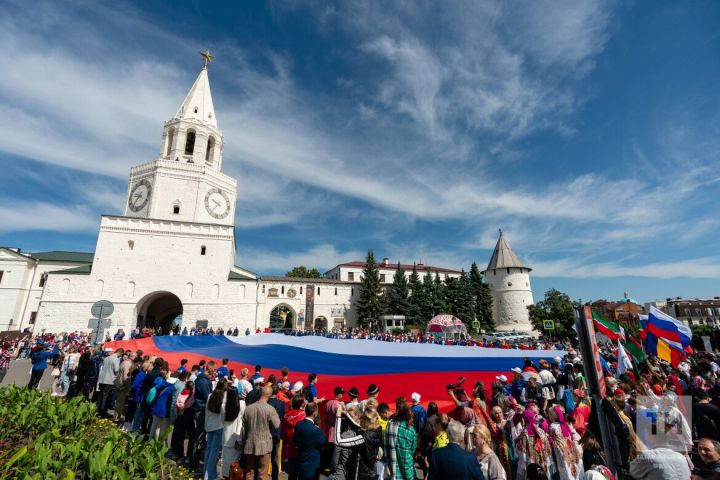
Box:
[484,229,530,272]
[174,57,217,128]
[200,49,214,69]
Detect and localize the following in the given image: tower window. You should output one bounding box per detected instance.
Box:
[173,205,180,214]
[300,286,303,294]
[317,288,320,295]
[205,136,215,165]
[194,107,198,113]
[166,127,175,156]
[335,288,338,296]
[201,246,206,255]
[507,268,510,274]
[39,273,47,287]
[281,286,285,294]
[184,130,196,155]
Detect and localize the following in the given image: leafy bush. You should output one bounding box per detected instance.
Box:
[0,386,192,479]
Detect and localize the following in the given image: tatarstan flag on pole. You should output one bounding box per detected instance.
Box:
[592,311,622,340]
[624,335,646,364]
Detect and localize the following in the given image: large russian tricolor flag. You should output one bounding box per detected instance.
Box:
[107,334,563,410]
[647,306,692,347]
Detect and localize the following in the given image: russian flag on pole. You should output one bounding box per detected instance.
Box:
[647,306,692,347]
[106,333,564,409]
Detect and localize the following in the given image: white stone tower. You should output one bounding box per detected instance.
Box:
[481,230,534,332]
[34,52,259,334]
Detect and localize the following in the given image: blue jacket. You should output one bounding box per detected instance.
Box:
[429,443,485,480]
[30,345,58,371]
[194,373,212,412]
[216,366,229,379]
[132,371,147,403]
[294,418,327,478]
[411,404,427,433]
[510,379,526,401]
[268,397,286,441]
[151,379,175,418]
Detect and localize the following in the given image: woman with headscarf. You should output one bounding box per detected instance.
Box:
[488,405,515,480]
[571,389,591,436]
[515,407,551,479]
[548,404,583,480]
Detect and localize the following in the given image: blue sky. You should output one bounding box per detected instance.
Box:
[1,0,719,304]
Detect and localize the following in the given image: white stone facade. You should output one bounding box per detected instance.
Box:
[0,249,95,331]
[485,267,534,331]
[324,259,462,284]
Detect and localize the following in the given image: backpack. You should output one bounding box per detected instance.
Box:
[176,391,195,415]
[563,388,576,413]
[145,385,159,405]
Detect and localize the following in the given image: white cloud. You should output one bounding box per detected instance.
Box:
[533,257,720,279]
[0,201,98,233]
[238,244,365,273]
[1,0,718,288]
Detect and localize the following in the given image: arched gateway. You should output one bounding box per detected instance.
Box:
[136,291,183,332]
[270,303,295,330]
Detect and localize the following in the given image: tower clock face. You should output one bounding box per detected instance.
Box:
[204,188,231,219]
[128,179,152,212]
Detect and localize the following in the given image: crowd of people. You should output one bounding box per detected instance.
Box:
[105,325,567,351]
[3,330,720,480]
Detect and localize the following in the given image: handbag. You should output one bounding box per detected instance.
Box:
[51,367,61,377]
[229,459,245,480]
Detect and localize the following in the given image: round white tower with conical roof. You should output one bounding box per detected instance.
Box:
[481,230,534,332]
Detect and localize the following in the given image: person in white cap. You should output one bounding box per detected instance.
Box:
[291,381,304,397]
[509,367,526,401]
[410,392,427,433]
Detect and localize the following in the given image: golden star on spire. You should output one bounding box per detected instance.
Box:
[200,50,214,69]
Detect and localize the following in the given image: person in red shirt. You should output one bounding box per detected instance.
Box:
[522,358,538,373]
[281,395,307,478]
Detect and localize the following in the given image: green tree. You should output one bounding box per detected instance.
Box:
[388,262,409,315]
[470,262,494,331]
[355,250,387,330]
[527,288,579,339]
[478,282,494,331]
[433,273,448,315]
[285,266,322,278]
[420,272,436,323]
[406,265,424,325]
[455,270,475,323]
